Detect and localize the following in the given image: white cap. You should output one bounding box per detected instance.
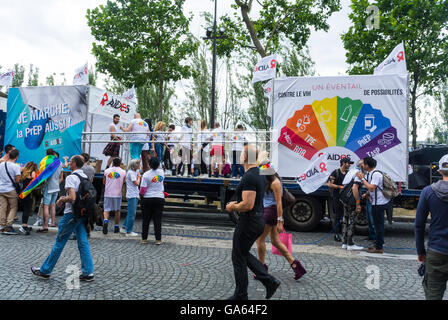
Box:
[439,154,448,171]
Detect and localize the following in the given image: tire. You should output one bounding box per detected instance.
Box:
[354,207,368,236]
[228,210,240,225]
[284,196,322,232]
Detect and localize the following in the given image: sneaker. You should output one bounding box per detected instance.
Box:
[126,232,139,237]
[342,244,348,249]
[114,226,120,234]
[141,239,148,244]
[18,226,31,235]
[2,226,18,235]
[120,227,127,234]
[155,240,162,245]
[79,274,94,282]
[33,219,43,227]
[31,266,50,279]
[102,220,108,235]
[347,244,364,251]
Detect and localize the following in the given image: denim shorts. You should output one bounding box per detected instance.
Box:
[43,191,59,205]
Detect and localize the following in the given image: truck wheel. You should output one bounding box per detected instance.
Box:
[284,197,322,232]
[355,209,368,236]
[228,210,240,225]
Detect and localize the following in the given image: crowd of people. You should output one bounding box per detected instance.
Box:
[2,120,448,300]
[103,114,247,179]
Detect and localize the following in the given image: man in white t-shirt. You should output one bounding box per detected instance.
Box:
[31,155,94,281]
[355,156,389,254]
[0,149,21,234]
[121,113,150,160]
[232,124,246,178]
[176,117,194,177]
[102,157,126,234]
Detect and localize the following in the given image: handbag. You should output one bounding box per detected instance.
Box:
[272,227,292,256]
[282,187,295,209]
[5,162,21,194]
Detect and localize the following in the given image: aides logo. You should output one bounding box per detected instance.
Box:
[100,92,130,113]
[297,162,327,183]
[254,59,277,72]
[318,152,352,162]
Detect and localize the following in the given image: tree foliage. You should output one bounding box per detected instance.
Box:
[341,0,448,148]
[86,0,198,121]
[27,64,39,87]
[209,0,341,58]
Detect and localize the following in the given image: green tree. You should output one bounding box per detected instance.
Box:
[428,83,448,143]
[280,46,316,77]
[341,0,448,148]
[182,44,213,122]
[88,66,98,86]
[221,56,248,130]
[87,0,198,121]
[46,73,56,86]
[12,64,25,87]
[136,83,176,125]
[27,64,39,87]
[211,0,341,58]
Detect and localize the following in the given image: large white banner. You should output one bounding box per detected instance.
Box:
[251,54,277,84]
[88,86,137,123]
[374,42,407,75]
[272,74,409,182]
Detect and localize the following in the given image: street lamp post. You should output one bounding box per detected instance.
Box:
[203,0,226,129]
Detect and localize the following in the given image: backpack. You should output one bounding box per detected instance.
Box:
[72,173,97,221]
[339,178,356,207]
[370,170,399,201]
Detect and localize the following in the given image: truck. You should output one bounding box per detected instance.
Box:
[85,141,440,234]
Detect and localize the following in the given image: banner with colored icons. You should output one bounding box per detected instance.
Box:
[272,74,409,183]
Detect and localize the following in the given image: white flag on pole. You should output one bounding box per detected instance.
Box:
[374,42,407,75]
[263,80,272,99]
[0,69,14,87]
[122,86,137,104]
[297,152,331,194]
[73,62,89,85]
[251,54,277,84]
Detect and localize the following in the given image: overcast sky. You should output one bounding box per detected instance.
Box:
[0,0,429,139]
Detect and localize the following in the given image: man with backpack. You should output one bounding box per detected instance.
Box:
[355,156,398,254]
[415,154,448,300]
[328,158,353,242]
[31,155,95,281]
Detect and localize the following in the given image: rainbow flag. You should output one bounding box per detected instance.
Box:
[259,162,273,171]
[19,155,61,199]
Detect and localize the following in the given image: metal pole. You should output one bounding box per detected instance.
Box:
[210,0,217,129]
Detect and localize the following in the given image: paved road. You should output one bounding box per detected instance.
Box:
[0,212,445,300]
